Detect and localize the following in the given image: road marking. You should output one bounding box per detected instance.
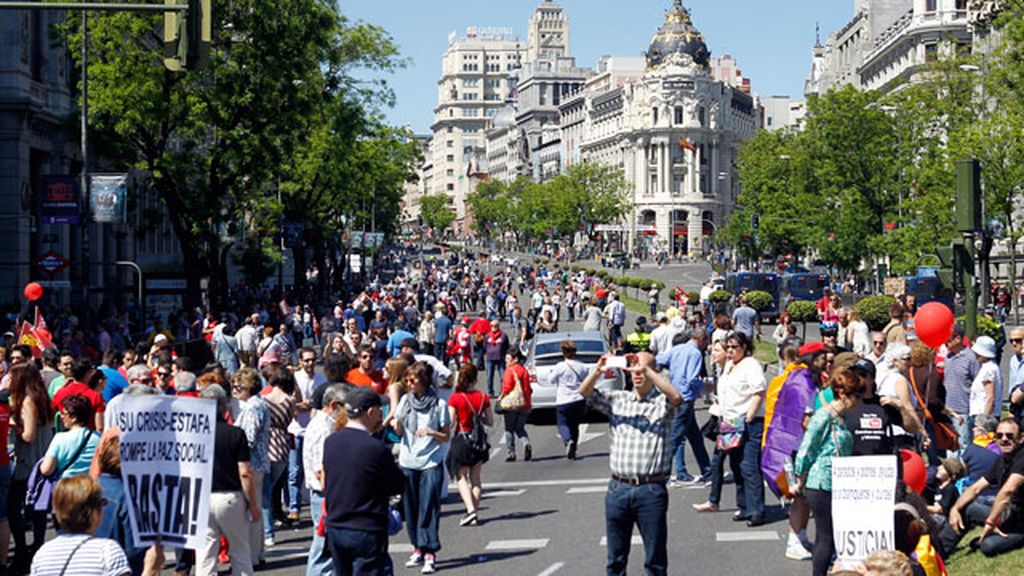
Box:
[388,543,415,553]
[450,477,608,490]
[566,485,607,494]
[577,423,605,446]
[715,531,780,542]
[484,489,526,498]
[599,535,643,546]
[486,538,550,550]
[537,562,565,576]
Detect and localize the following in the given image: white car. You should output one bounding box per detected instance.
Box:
[526,331,625,409]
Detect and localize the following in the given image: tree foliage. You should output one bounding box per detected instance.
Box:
[67,1,413,305]
[419,195,456,235]
[466,164,630,243]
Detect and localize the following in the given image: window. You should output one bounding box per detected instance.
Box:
[925,43,938,62]
[767,117,773,127]
[674,106,683,125]
[485,108,499,117]
[926,0,937,11]
[649,175,657,196]
[447,183,454,191]
[464,93,478,100]
[446,154,455,162]
[446,169,454,176]
[464,108,480,117]
[446,140,454,148]
[485,78,502,88]
[462,78,479,88]
[955,0,967,9]
[487,64,501,72]
[698,106,706,127]
[651,107,659,125]
[484,93,500,101]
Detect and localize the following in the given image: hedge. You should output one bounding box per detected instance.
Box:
[786,301,818,322]
[744,290,774,312]
[854,295,898,331]
[955,315,1004,342]
[709,290,733,303]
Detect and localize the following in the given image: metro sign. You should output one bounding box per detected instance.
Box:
[35,251,69,276]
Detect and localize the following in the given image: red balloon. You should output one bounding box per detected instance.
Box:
[901,449,927,494]
[23,282,43,302]
[913,301,954,348]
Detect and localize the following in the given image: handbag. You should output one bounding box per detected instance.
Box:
[716,418,744,451]
[701,414,720,441]
[909,369,960,452]
[499,370,526,411]
[27,429,94,513]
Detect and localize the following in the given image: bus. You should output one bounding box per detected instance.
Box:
[725,272,782,322]
[781,272,830,306]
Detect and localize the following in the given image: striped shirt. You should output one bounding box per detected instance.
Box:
[30,535,130,576]
[589,388,676,479]
[264,393,294,463]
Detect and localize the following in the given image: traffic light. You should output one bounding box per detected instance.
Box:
[955,158,981,233]
[936,245,956,291]
[751,213,760,230]
[164,0,211,71]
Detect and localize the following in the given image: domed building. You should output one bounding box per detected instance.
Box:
[571,0,760,256]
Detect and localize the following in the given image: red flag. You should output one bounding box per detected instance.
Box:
[678,137,696,152]
[18,315,52,359]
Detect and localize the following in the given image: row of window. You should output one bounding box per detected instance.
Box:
[462,78,504,88]
[651,106,706,127]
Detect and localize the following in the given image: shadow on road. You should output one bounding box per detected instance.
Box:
[436,549,538,570]
[480,509,558,524]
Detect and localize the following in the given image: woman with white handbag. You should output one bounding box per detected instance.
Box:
[498,350,533,462]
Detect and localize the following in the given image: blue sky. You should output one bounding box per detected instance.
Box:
[341,0,853,134]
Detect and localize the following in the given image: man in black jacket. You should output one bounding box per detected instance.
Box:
[323,387,405,575]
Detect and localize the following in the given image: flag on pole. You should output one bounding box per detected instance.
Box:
[678,137,696,152]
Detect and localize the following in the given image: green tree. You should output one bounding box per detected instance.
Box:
[419,194,456,237]
[67,2,407,305]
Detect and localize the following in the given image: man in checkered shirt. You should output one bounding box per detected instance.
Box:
[580,351,682,576]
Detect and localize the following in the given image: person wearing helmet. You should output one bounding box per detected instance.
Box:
[819,321,849,354]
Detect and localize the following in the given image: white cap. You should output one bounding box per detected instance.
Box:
[971,336,997,359]
[154,334,168,344]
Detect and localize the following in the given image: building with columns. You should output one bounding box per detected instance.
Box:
[805,0,974,97]
[573,1,759,256]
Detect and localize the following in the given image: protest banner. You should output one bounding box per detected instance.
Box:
[117,395,216,549]
[831,455,898,569]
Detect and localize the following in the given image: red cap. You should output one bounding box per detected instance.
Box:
[798,342,825,356]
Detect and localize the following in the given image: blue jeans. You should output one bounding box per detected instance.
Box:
[289,436,306,514]
[556,400,587,446]
[669,399,710,479]
[729,418,765,519]
[503,410,531,456]
[263,460,288,538]
[706,448,727,506]
[433,342,447,363]
[402,466,443,553]
[307,491,332,576]
[485,359,505,397]
[325,525,393,576]
[706,420,764,516]
[605,479,668,576]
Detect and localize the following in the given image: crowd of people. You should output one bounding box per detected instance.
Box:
[4,246,1024,576]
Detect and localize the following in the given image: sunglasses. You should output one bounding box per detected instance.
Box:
[1012,339,1023,344]
[726,345,739,350]
[995,432,1016,440]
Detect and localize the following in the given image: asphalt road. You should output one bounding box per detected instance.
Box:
[249,313,807,576]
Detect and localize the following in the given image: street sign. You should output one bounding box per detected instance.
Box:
[35,251,69,276]
[37,280,71,289]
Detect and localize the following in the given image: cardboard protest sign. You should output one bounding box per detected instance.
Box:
[117,396,216,549]
[831,455,898,569]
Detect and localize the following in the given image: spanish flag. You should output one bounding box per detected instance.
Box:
[678,137,696,152]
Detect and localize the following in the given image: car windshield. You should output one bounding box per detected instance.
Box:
[535,352,604,368]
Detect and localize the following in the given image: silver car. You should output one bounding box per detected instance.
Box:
[526,331,625,409]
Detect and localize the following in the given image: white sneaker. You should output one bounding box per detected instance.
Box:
[785,538,812,561]
[405,550,423,567]
[421,554,436,574]
[263,537,275,548]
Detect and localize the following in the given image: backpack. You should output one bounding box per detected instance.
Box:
[458,393,490,459]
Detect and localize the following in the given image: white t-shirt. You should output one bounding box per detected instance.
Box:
[550,359,589,405]
[648,324,677,356]
[878,372,916,408]
[970,361,1003,418]
[716,356,766,422]
[30,535,130,576]
[290,369,327,435]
